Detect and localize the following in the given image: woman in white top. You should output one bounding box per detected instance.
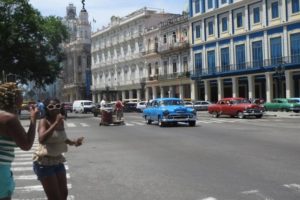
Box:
[33,98,84,200]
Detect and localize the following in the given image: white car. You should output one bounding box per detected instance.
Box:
[73,100,93,113]
[136,101,147,112]
[184,101,194,108]
[193,100,212,111]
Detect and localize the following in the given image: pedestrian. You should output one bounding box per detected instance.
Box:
[37,100,45,119]
[100,97,106,110]
[0,82,39,200]
[33,98,84,200]
[115,99,124,121]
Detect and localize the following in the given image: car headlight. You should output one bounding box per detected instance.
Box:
[163,110,169,116]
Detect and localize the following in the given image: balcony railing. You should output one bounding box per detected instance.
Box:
[158,41,189,53]
[142,48,158,55]
[192,55,300,78]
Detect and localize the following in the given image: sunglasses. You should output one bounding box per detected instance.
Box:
[47,104,61,110]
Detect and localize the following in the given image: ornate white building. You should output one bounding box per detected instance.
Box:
[62,3,92,102]
[91,8,177,102]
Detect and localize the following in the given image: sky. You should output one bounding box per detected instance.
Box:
[29,0,188,32]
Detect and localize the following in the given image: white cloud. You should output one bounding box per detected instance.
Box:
[29,0,186,32]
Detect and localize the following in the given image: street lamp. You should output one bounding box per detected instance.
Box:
[274,62,285,98]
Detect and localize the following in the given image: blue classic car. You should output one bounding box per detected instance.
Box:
[143,98,197,127]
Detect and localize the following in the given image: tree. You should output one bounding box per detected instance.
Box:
[0,0,69,87]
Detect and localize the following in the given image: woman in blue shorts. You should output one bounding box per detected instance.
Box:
[0,82,38,200]
[33,98,84,200]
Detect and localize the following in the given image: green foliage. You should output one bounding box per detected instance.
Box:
[0,0,69,87]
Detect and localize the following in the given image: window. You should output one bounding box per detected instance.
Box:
[208,0,213,9]
[253,7,260,23]
[195,53,202,74]
[222,17,228,32]
[290,33,300,63]
[163,35,167,43]
[221,47,230,72]
[236,12,243,28]
[207,50,216,74]
[163,61,168,74]
[271,2,279,19]
[172,32,177,42]
[252,41,263,67]
[208,21,214,35]
[270,37,282,65]
[236,44,246,69]
[221,0,227,4]
[292,0,300,13]
[195,25,201,39]
[195,0,200,13]
[173,61,177,73]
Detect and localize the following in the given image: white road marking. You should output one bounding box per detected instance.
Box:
[125,122,134,126]
[241,189,274,200]
[12,161,33,166]
[66,122,76,127]
[14,173,70,180]
[283,183,300,191]
[15,184,72,192]
[12,165,69,171]
[201,197,218,200]
[13,196,74,200]
[132,122,145,125]
[79,123,89,127]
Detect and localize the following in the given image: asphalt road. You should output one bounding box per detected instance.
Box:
[14,112,300,200]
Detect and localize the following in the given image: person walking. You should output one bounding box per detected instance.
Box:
[115,99,124,121]
[33,98,84,200]
[0,82,39,200]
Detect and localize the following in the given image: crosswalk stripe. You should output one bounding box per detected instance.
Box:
[12,165,69,171]
[13,195,75,200]
[14,173,70,180]
[66,122,76,127]
[125,122,134,126]
[79,123,89,127]
[15,184,72,192]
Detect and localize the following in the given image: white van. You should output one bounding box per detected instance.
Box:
[72,100,93,113]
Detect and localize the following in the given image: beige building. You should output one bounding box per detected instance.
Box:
[91,8,177,103]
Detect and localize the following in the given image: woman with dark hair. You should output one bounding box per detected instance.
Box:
[33,98,84,200]
[0,82,38,200]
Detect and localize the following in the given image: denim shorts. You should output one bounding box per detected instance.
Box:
[33,162,66,180]
[0,165,15,198]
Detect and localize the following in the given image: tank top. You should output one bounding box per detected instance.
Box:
[33,129,68,165]
[0,110,17,165]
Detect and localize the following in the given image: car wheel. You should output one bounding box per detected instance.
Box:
[237,111,244,119]
[212,111,219,118]
[145,116,152,124]
[158,117,165,127]
[255,115,263,119]
[189,121,196,127]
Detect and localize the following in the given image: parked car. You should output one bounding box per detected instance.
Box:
[193,100,212,111]
[288,97,300,105]
[250,98,265,111]
[72,100,93,113]
[136,101,147,112]
[264,98,300,113]
[123,102,137,112]
[62,102,73,113]
[143,98,197,127]
[184,101,194,108]
[208,97,264,119]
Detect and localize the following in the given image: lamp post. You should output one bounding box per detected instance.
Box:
[105,85,110,101]
[274,62,285,98]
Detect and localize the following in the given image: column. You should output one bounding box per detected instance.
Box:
[230,39,235,68]
[232,77,238,97]
[168,86,173,97]
[262,0,267,27]
[122,91,126,100]
[160,87,164,98]
[283,26,288,57]
[282,0,287,22]
[191,81,198,101]
[265,72,273,102]
[137,89,141,100]
[245,4,249,31]
[248,75,255,99]
[152,86,157,99]
[217,78,224,100]
[97,93,101,102]
[92,94,96,103]
[179,85,184,99]
[215,43,220,71]
[263,31,268,63]
[285,70,294,98]
[229,9,233,35]
[246,35,251,64]
[145,87,149,101]
[129,90,133,99]
[204,80,211,101]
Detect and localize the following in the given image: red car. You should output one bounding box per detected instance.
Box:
[208,97,264,119]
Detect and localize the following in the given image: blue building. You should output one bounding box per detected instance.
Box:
[189,0,300,102]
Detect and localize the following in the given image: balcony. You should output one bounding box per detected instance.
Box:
[157,71,191,81]
[158,41,189,53]
[191,55,300,79]
[142,48,158,56]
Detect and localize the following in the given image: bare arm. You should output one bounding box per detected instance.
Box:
[4,107,38,151]
[38,114,64,144]
[65,137,84,147]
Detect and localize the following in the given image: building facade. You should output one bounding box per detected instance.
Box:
[189,0,300,102]
[62,3,92,102]
[91,8,177,102]
[143,13,194,100]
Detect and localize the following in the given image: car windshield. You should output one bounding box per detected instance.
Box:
[232,99,251,104]
[84,102,92,105]
[161,100,184,106]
